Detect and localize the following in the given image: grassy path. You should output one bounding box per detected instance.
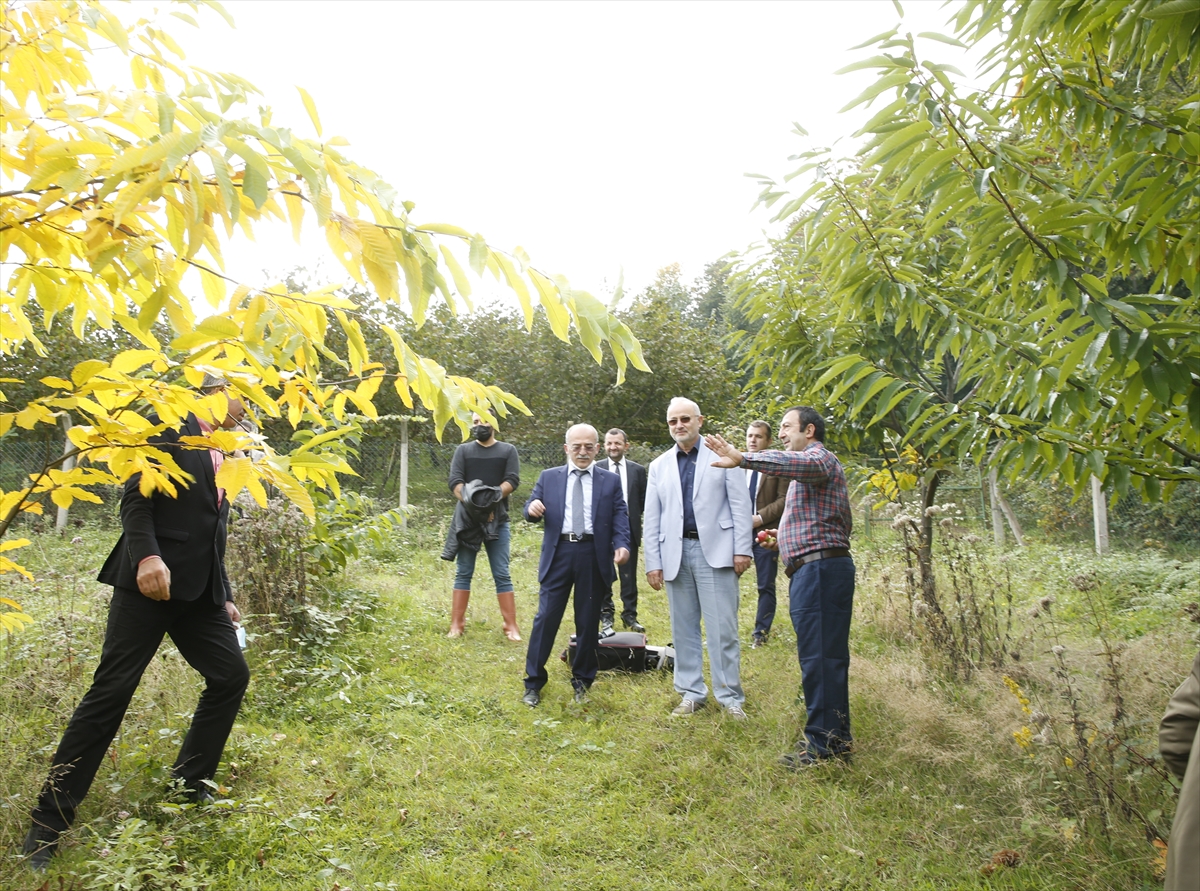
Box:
[2,519,1183,889]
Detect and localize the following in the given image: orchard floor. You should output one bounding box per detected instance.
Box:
[1,517,1192,890]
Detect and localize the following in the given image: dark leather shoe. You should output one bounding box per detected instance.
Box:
[187,788,216,804]
[623,619,646,633]
[751,632,767,649]
[573,685,589,703]
[522,689,540,708]
[779,748,852,770]
[22,824,59,872]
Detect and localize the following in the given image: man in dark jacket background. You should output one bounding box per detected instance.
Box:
[745,420,787,648]
[596,427,647,634]
[24,376,251,871]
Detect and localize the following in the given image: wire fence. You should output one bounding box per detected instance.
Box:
[2,438,1197,551]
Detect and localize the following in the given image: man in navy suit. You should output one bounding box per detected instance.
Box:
[522,424,631,706]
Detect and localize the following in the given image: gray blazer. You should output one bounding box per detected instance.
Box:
[642,438,753,581]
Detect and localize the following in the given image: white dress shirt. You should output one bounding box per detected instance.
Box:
[609,459,629,505]
[561,461,595,536]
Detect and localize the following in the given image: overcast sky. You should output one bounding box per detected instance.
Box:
[154,0,965,302]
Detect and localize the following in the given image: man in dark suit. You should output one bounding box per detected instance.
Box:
[23,377,252,871]
[595,427,647,634]
[522,423,631,706]
[746,420,787,648]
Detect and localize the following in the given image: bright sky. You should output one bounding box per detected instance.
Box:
[157,0,966,302]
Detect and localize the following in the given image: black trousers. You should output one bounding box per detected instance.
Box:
[32,587,249,832]
[524,541,605,693]
[600,541,639,623]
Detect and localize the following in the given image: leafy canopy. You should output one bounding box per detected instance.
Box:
[735,0,1199,501]
[0,0,647,573]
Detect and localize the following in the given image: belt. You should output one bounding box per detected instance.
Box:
[561,533,594,542]
[784,548,851,578]
[683,530,700,539]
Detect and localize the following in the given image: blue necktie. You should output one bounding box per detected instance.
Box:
[749,469,759,503]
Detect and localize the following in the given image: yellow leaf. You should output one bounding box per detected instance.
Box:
[215,455,252,502]
[297,86,322,137]
[110,349,162,374]
[200,268,226,308]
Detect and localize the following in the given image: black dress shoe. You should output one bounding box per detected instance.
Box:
[778,748,852,770]
[22,824,60,872]
[623,619,646,633]
[186,788,216,804]
[573,685,589,703]
[522,689,540,707]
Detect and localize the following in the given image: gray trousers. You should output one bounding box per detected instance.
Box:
[664,539,744,708]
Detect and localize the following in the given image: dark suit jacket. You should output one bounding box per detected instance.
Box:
[97,414,233,605]
[754,471,787,529]
[523,464,631,585]
[596,457,646,542]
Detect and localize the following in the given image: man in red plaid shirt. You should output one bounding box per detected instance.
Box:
[705,405,855,767]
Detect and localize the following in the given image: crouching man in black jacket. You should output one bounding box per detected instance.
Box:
[23,376,251,871]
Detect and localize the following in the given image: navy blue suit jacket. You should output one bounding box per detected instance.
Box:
[524,464,631,585]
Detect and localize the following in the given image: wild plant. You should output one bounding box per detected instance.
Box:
[882,500,1013,679]
[1002,587,1177,843]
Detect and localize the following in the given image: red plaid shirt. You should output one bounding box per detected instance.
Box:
[742,443,852,562]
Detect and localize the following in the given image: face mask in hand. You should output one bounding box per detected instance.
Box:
[472,424,493,442]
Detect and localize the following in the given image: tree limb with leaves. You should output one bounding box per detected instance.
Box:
[0,0,647,578]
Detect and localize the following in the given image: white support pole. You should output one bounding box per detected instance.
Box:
[399,418,409,531]
[55,414,75,534]
[1091,475,1109,556]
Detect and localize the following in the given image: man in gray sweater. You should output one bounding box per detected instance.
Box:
[446,413,522,640]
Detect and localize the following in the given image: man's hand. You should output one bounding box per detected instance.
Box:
[224,601,241,624]
[613,547,630,566]
[704,434,744,468]
[646,569,664,591]
[753,513,763,528]
[733,554,752,576]
[137,555,171,601]
[526,498,546,519]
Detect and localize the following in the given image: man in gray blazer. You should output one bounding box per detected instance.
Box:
[644,397,754,718]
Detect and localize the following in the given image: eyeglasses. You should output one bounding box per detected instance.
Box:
[667,416,696,426]
[567,443,598,453]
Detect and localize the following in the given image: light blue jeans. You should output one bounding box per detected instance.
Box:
[453,522,513,593]
[664,538,744,708]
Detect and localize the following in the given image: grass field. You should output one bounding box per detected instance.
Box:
[1,498,1196,890]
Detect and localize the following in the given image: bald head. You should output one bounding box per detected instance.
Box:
[666,397,704,451]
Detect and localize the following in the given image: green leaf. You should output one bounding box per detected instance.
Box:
[972,167,993,199]
[835,55,906,75]
[848,28,898,51]
[1141,0,1198,18]
[1142,363,1171,406]
[839,71,912,113]
[1188,386,1200,435]
[1086,449,1106,479]
[917,31,968,48]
